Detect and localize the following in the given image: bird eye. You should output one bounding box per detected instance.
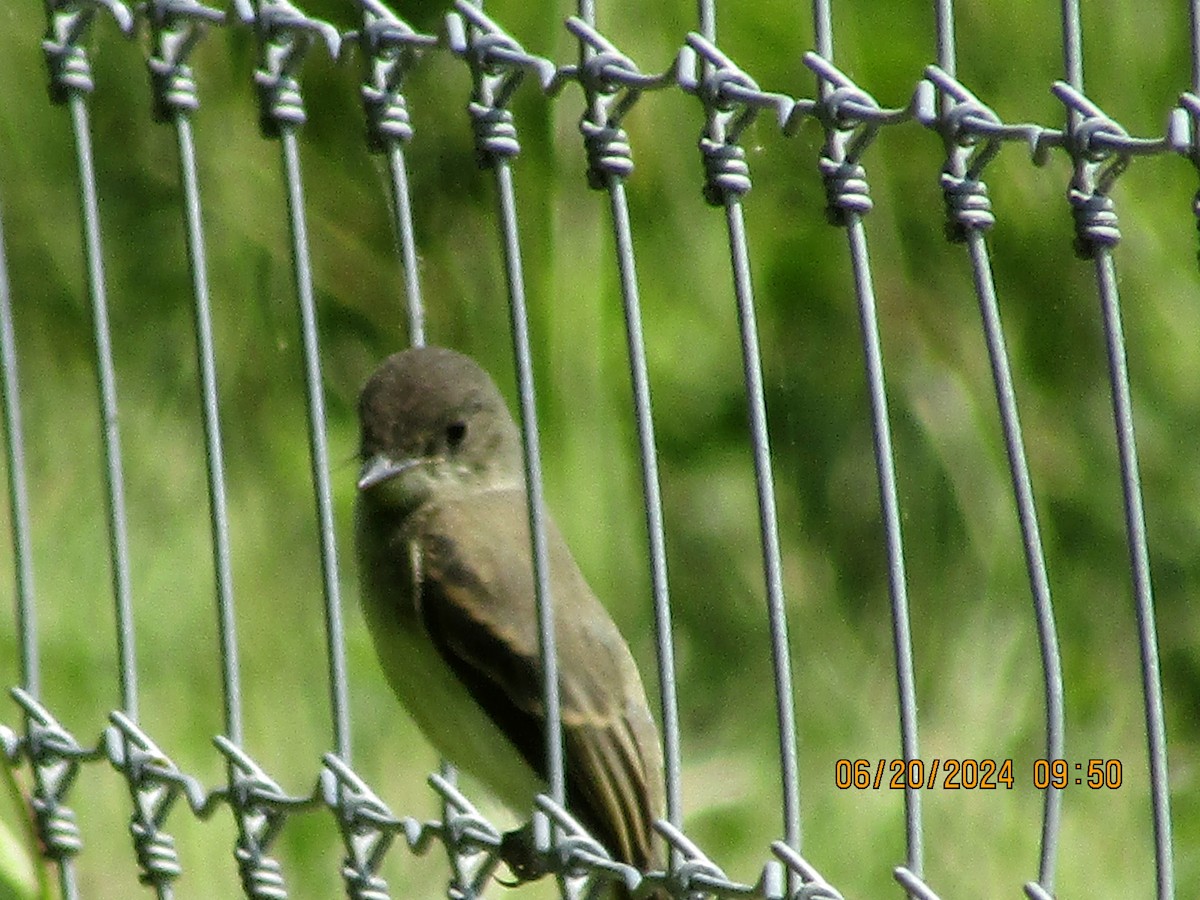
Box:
[445,421,467,449]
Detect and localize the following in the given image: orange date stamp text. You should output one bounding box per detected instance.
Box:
[834,758,1124,790]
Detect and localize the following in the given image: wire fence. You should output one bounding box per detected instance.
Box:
[0,0,1194,897]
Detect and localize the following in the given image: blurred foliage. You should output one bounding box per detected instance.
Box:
[1,0,1198,897]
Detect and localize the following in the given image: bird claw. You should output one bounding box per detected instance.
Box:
[498,823,548,885]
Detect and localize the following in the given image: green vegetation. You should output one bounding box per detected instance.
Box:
[0,0,1197,897]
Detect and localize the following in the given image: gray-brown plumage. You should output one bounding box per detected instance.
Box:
[354,346,665,888]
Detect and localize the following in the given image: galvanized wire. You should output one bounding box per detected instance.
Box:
[843,208,923,886]
[446,3,567,825]
[356,0,431,348]
[149,9,246,749]
[0,198,38,700]
[1092,248,1175,900]
[384,142,426,348]
[571,4,685,853]
[723,189,802,866]
[809,1,924,888]
[35,6,140,896]
[1192,0,1200,96]
[1058,2,1174,896]
[690,4,804,882]
[137,10,246,894]
[1,2,1192,899]
[279,120,353,763]
[249,0,353,763]
[177,110,246,744]
[967,228,1064,895]
[928,3,1065,894]
[493,152,566,809]
[69,82,140,723]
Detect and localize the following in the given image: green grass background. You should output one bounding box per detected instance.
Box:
[1,0,1198,897]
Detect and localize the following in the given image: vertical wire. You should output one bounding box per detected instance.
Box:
[606,178,683,838]
[933,0,955,78]
[1058,1,1173,894]
[966,233,1063,892]
[384,143,425,348]
[577,0,595,37]
[1191,0,1200,95]
[370,30,447,804]
[0,196,82,900]
[1094,250,1174,900]
[68,91,139,721]
[697,0,714,43]
[812,0,832,75]
[1060,0,1083,92]
[812,1,921,881]
[464,0,564,813]
[576,0,683,850]
[695,0,801,869]
[724,198,801,860]
[490,159,565,805]
[387,38,456,825]
[358,8,440,813]
[279,125,351,763]
[844,215,922,880]
[1060,0,1083,133]
[173,112,244,745]
[0,198,39,699]
[934,0,1063,890]
[59,857,80,900]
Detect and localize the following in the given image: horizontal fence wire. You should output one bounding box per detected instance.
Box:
[1,0,1191,897]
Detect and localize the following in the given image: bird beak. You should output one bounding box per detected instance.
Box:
[357,453,417,491]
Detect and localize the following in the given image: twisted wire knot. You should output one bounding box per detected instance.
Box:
[130,819,182,885]
[1068,186,1121,258]
[148,57,200,122]
[31,795,83,860]
[468,101,520,167]
[944,99,1001,147]
[673,854,728,897]
[362,85,413,153]
[342,864,391,900]
[699,137,751,205]
[555,832,611,879]
[581,118,633,188]
[236,844,288,900]
[254,71,307,138]
[818,156,872,224]
[940,171,995,241]
[42,40,94,103]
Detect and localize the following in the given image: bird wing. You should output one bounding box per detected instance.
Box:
[411,489,665,870]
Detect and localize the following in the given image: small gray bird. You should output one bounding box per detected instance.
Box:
[354,346,665,890]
